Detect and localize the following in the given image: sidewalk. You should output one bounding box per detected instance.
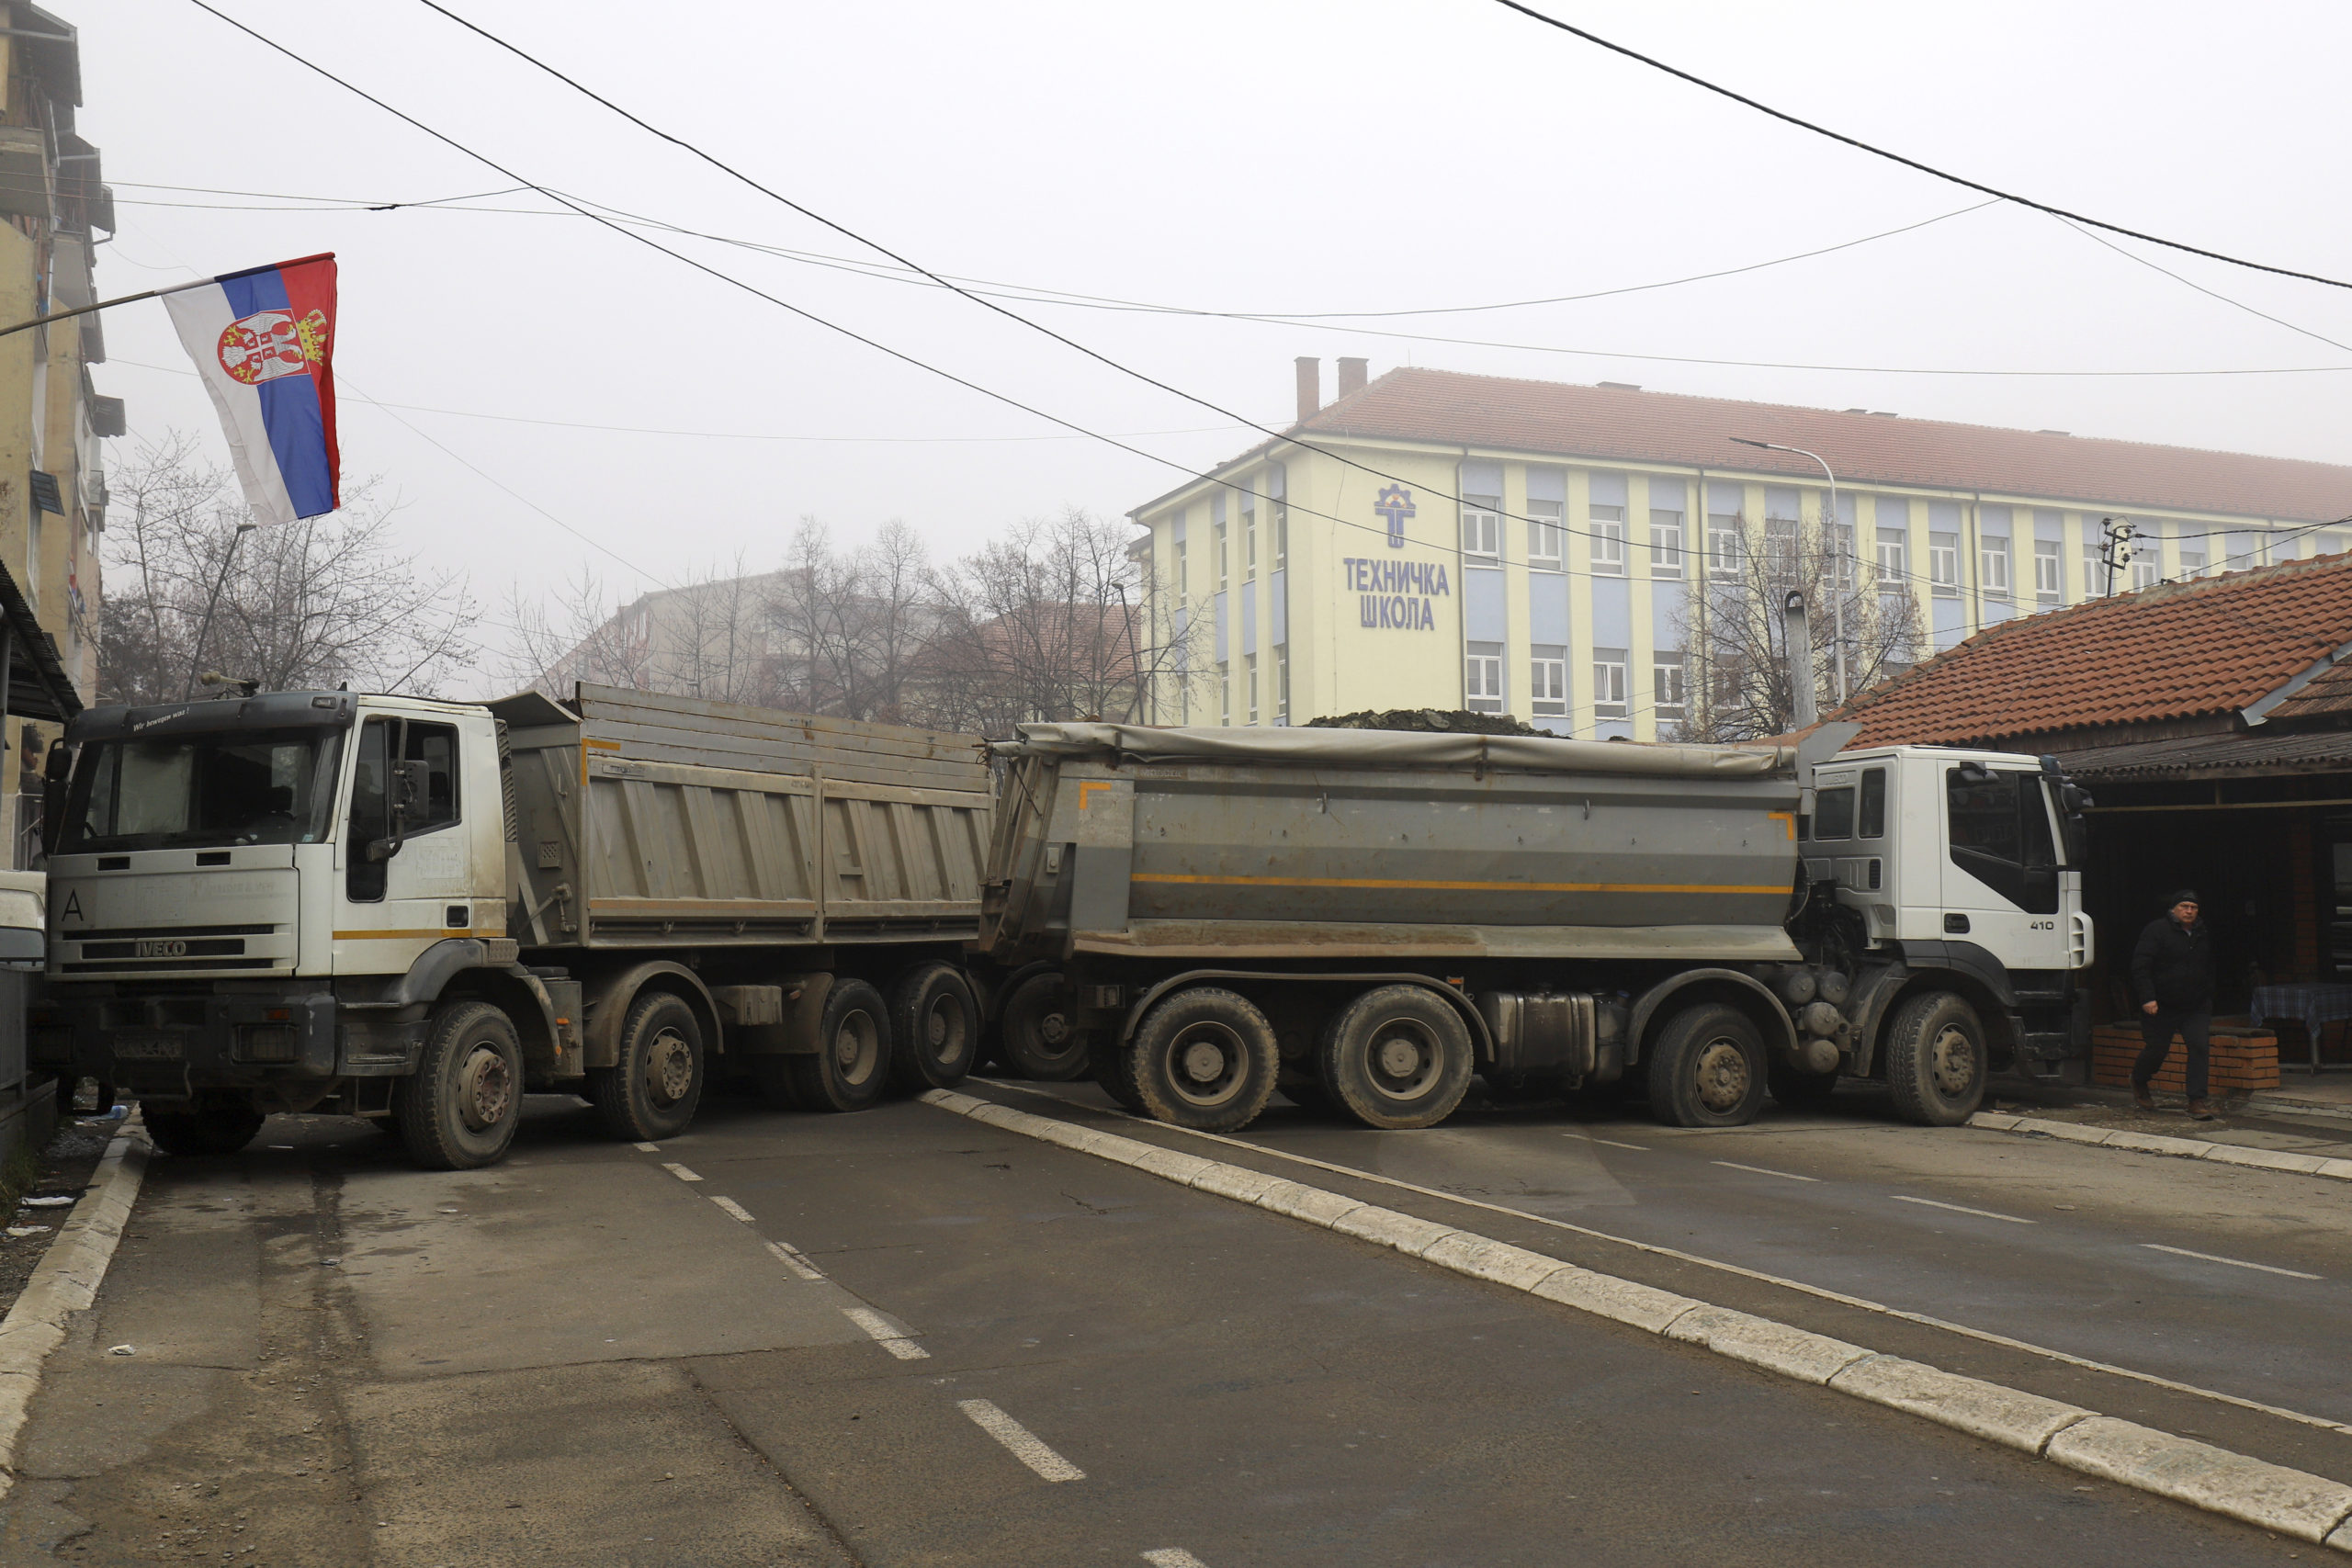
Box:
[1989,1074,2352,1164]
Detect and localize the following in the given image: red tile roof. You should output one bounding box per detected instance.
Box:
[1289,368,2352,524]
[1833,554,2352,747]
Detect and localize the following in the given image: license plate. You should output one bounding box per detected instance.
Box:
[111,1034,184,1061]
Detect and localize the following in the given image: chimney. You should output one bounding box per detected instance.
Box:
[1337,356,1368,400]
[1295,357,1320,423]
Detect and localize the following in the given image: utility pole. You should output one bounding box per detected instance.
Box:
[2100,516,2136,597]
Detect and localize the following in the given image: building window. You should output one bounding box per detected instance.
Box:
[1175,535,1188,592]
[2178,548,2207,578]
[2034,538,2061,598]
[1215,523,1227,592]
[2132,554,2159,591]
[1764,514,1799,579]
[1273,501,1287,571]
[1876,528,1907,583]
[1246,652,1259,723]
[1528,500,1565,570]
[1827,522,1856,588]
[1244,504,1258,581]
[1650,511,1684,578]
[1653,652,1687,720]
[1590,505,1625,574]
[1708,513,1741,579]
[2085,540,2107,595]
[1531,644,1566,716]
[1465,641,1504,713]
[1981,539,2010,598]
[1217,661,1229,726]
[1274,646,1289,724]
[1929,532,1960,596]
[1462,495,1501,560]
[1593,648,1629,719]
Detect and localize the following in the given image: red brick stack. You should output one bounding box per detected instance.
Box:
[2090,1021,2279,1093]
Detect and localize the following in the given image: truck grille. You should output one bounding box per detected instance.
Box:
[56,923,288,976]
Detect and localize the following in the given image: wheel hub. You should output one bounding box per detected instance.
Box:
[1376,1035,1423,1079]
[926,1000,951,1048]
[1929,1024,1974,1097]
[1182,1041,1226,1082]
[457,1043,514,1132]
[1692,1037,1751,1113]
[1165,1022,1242,1107]
[1363,1020,1443,1102]
[646,1028,694,1106]
[834,1010,879,1082]
[1036,1010,1070,1046]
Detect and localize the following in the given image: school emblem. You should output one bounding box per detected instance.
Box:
[1374,485,1416,549]
[216,308,329,386]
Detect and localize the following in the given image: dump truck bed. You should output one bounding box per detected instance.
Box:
[982,724,1807,964]
[492,684,990,950]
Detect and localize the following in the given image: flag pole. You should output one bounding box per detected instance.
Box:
[183,522,260,700]
[0,278,220,342]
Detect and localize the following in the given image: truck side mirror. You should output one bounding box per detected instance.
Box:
[367,759,429,863]
[38,743,69,857]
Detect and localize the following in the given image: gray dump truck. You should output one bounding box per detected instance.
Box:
[34,683,991,1168]
[978,722,2092,1133]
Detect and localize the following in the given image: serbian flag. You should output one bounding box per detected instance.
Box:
[164,253,339,525]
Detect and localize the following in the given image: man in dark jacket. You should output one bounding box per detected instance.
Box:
[2131,890,2215,1119]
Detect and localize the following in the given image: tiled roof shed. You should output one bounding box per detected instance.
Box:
[1831,554,2352,748]
[1287,369,2352,524]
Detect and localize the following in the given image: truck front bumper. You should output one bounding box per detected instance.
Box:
[33,983,423,1101]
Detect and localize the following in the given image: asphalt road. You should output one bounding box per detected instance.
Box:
[1,1081,2335,1566]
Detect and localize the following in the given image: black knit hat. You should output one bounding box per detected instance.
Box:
[2167,888,2201,908]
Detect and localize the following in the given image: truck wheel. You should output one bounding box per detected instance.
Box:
[1092,1040,1147,1112]
[1645,1003,1767,1128]
[1000,973,1089,1081]
[397,1000,526,1169]
[888,964,980,1092]
[144,1098,266,1157]
[1767,1063,1840,1111]
[787,978,894,1113]
[1128,987,1278,1132]
[1320,986,1474,1130]
[588,991,707,1142]
[1883,991,1986,1126]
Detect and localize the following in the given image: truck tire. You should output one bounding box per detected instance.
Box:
[1883,990,1986,1126]
[1645,1003,1768,1128]
[888,964,980,1092]
[144,1097,266,1157]
[1321,986,1475,1130]
[1767,1063,1840,1111]
[1092,1040,1147,1113]
[588,991,707,1143]
[787,978,894,1113]
[1000,972,1089,1081]
[397,1000,525,1169]
[1128,987,1278,1132]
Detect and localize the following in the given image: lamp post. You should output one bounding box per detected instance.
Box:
[183,522,258,700]
[1732,437,1846,706]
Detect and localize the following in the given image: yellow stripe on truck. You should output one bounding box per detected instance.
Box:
[1129,874,1788,896]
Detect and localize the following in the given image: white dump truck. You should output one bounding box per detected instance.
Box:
[976,723,2093,1132]
[33,684,991,1168]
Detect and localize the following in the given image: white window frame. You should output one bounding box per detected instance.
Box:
[2177,548,2207,579]
[1981,539,2010,598]
[1707,513,1741,580]
[1531,644,1566,717]
[1764,515,1800,578]
[1826,523,1855,588]
[2132,554,2160,591]
[1649,512,1684,579]
[1653,652,1687,719]
[1274,645,1289,724]
[1876,528,1906,584]
[1929,533,1960,596]
[2034,538,2062,598]
[1273,502,1287,571]
[1246,652,1259,724]
[1215,522,1227,592]
[1593,648,1629,719]
[1527,500,1564,570]
[1590,505,1625,574]
[1217,660,1229,726]
[1461,498,1501,561]
[1464,640,1504,713]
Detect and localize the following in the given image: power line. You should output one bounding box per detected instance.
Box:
[1486,0,2352,293]
[2047,215,2352,356]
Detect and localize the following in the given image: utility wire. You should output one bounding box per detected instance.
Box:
[2048,214,2352,356]
[1486,0,2352,293]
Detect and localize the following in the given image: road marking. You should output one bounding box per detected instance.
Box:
[1711,1160,1818,1182]
[709,1196,756,1224]
[634,1142,660,1153]
[661,1163,703,1183]
[765,1239,825,1280]
[2143,1244,2322,1280]
[958,1398,1083,1481]
[1564,1133,1649,1151]
[966,1080,2352,1439]
[1143,1551,1208,1567]
[1893,1195,2036,1224]
[842,1306,930,1359]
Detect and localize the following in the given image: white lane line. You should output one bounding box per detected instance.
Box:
[958,1398,1083,1481]
[633,1142,660,1153]
[661,1163,703,1183]
[765,1239,826,1280]
[1893,1195,2036,1225]
[709,1196,756,1224]
[1143,1551,1208,1567]
[965,1080,2352,1439]
[1564,1133,1650,1151]
[2143,1243,2322,1280]
[1711,1159,1818,1182]
[842,1305,931,1359]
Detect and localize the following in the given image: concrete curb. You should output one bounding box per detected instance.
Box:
[0,1117,150,1500]
[1970,1111,2352,1181]
[924,1089,2352,1549]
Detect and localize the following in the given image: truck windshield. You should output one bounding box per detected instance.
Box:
[60,729,346,852]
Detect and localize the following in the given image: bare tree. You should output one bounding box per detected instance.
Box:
[100,434,477,704]
[496,567,656,696]
[1673,508,1921,741]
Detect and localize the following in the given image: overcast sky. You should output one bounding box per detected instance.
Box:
[82,0,2352,694]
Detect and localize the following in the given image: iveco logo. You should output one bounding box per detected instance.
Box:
[134,939,188,959]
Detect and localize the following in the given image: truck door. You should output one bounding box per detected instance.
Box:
[1939,765,2063,964]
[340,716,475,965]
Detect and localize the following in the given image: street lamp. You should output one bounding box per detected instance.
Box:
[1731,437,1847,706]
